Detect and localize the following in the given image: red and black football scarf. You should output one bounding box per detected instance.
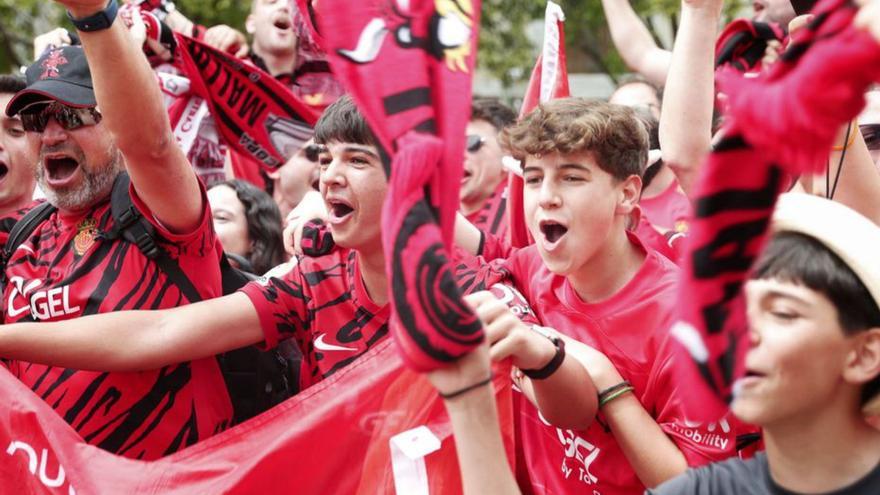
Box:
[172,34,320,170]
[136,9,320,171]
[317,0,484,370]
[675,0,880,420]
[715,19,786,75]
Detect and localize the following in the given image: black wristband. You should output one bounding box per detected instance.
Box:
[438,373,494,400]
[68,0,119,33]
[521,335,565,380]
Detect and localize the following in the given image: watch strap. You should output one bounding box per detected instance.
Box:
[68,0,119,32]
[521,336,566,380]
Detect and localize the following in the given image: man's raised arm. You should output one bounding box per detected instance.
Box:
[61,0,202,233]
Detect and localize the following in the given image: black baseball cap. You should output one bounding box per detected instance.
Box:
[6,45,96,117]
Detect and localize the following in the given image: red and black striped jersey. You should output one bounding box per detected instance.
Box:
[465,182,509,241]
[241,248,390,391]
[0,186,233,460]
[241,246,527,391]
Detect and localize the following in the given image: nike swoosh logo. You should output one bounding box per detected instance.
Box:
[314,333,357,352]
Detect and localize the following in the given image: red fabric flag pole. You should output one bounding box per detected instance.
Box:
[672,0,880,420]
[316,0,488,371]
[0,341,514,493]
[508,1,570,248]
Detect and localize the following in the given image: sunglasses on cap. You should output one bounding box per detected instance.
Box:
[860,124,880,151]
[19,101,102,133]
[466,134,485,153]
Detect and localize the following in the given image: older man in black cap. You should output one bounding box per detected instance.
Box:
[1,0,232,460]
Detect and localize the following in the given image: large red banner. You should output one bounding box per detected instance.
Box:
[0,341,513,493]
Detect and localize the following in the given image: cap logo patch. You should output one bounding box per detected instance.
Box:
[40,49,69,80]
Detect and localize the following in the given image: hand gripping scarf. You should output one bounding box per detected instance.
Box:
[317,0,485,370]
[674,0,880,420]
[715,19,786,75]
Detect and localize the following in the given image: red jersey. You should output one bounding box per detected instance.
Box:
[240,248,390,390]
[639,179,691,235]
[1,186,233,460]
[505,237,737,495]
[465,182,509,241]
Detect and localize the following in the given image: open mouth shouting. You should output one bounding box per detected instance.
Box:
[326,197,355,226]
[41,152,81,188]
[272,13,293,33]
[0,159,8,184]
[539,219,568,252]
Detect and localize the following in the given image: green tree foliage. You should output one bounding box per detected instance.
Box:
[0,0,745,85]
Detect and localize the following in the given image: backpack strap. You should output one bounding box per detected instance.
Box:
[102,172,204,303]
[1,202,58,274]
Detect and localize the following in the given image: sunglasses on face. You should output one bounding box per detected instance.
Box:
[466,134,485,153]
[304,143,322,162]
[860,124,880,151]
[19,102,102,133]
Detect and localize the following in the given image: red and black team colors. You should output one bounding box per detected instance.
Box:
[0,186,232,460]
[241,248,390,390]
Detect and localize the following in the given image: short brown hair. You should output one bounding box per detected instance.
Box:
[499,98,647,181]
[314,95,380,148]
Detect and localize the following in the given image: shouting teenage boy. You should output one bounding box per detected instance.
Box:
[651,194,880,495]
[458,98,738,494]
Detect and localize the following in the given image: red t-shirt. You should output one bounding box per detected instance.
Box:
[639,179,691,235]
[240,248,391,390]
[465,182,509,242]
[504,238,737,495]
[1,186,232,460]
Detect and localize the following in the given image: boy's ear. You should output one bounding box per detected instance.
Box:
[615,174,642,215]
[245,15,256,35]
[844,328,880,393]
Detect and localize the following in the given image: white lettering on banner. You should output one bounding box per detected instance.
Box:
[6,440,76,494]
[7,277,81,321]
[173,97,209,155]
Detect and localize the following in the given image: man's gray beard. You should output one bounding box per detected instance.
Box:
[36,149,123,212]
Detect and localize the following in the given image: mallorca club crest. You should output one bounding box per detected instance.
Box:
[40,49,69,80]
[73,218,98,256]
[337,0,475,72]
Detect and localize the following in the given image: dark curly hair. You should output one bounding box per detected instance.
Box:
[499,98,647,182]
[212,179,285,275]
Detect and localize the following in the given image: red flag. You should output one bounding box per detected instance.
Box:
[0,341,514,493]
[508,1,570,248]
